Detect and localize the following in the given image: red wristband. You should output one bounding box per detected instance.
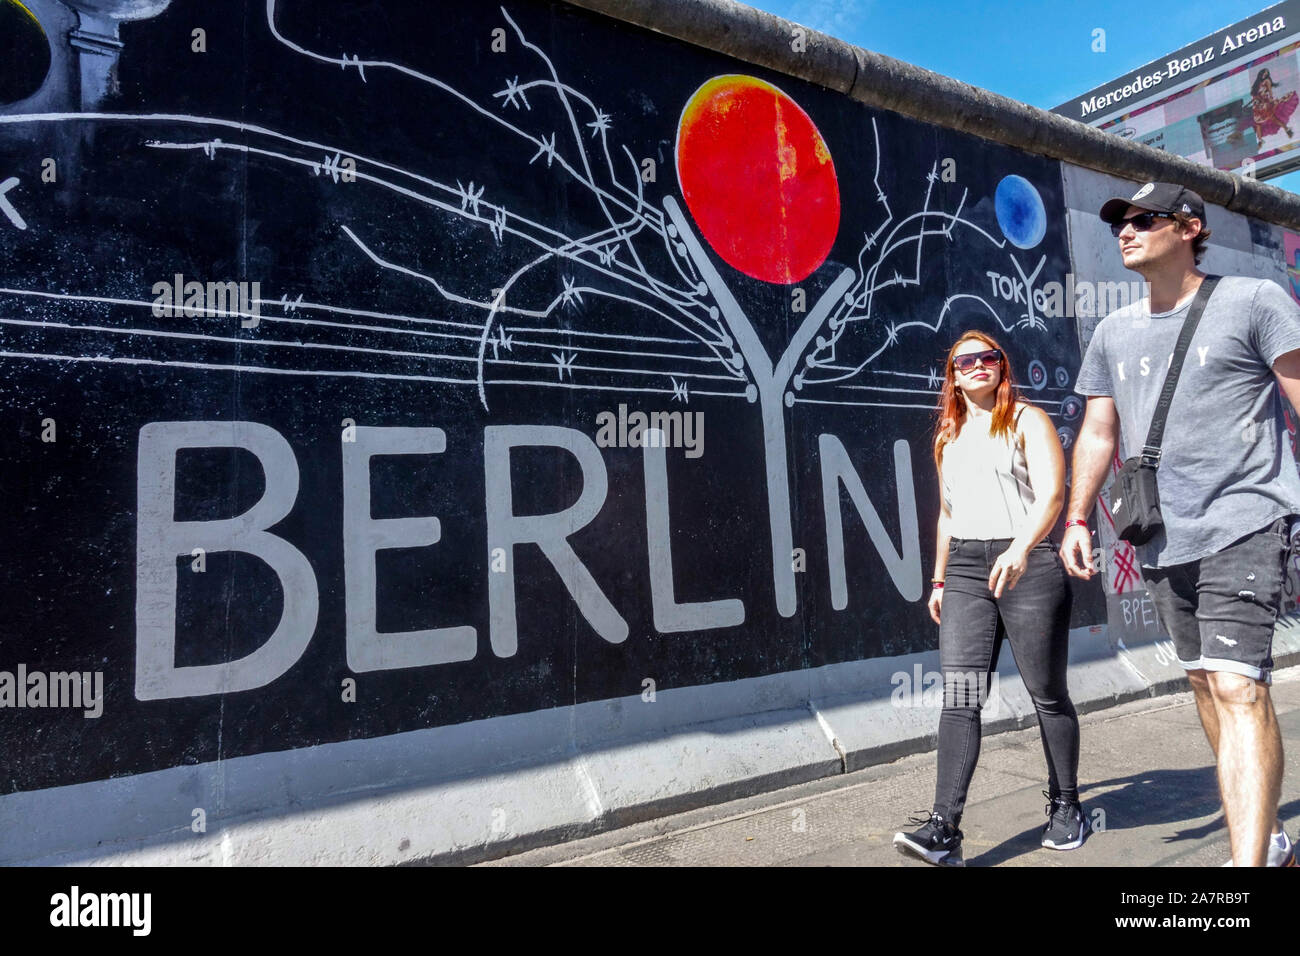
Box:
[1064,518,1088,530]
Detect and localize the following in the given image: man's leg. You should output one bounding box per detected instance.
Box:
[1196,518,1292,865]
[1208,671,1283,866]
[1145,564,1213,747]
[1186,668,1220,751]
[1189,666,1285,845]
[1146,556,1284,862]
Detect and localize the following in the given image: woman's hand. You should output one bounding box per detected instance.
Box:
[988,544,1029,598]
[927,587,943,625]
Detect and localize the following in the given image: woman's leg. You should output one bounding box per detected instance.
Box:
[997,543,1079,802]
[933,542,1003,825]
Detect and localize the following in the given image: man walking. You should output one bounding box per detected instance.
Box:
[1063,181,1300,866]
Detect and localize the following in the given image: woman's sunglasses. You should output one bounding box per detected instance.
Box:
[952,348,1002,372]
[1110,211,1177,237]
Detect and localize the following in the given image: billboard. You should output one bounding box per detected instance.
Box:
[1053,2,1300,180]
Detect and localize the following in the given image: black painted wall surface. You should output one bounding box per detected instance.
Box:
[0,0,1101,792]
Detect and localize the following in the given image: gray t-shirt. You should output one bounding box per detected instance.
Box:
[1074,275,1300,568]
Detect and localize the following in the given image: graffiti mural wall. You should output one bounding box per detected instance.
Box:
[0,0,1096,792]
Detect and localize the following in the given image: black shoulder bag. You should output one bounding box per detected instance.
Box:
[1112,276,1220,545]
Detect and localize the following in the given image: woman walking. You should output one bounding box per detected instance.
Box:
[893,331,1086,866]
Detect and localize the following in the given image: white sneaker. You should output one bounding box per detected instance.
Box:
[1221,829,1295,866]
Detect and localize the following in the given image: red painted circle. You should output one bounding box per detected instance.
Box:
[676,76,840,285]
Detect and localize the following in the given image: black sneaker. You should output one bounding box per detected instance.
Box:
[893,811,964,866]
[1041,792,1089,850]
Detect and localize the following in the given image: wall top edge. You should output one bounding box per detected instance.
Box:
[562,0,1300,232]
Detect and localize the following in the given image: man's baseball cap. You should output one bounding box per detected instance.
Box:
[1099,182,1207,229]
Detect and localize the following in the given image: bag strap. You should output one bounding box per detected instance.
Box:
[1141,275,1220,465]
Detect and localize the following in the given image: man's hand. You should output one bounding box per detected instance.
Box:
[927,588,943,625]
[989,544,1029,598]
[1062,396,1118,580]
[1061,524,1095,578]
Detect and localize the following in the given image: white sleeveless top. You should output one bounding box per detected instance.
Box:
[940,405,1035,539]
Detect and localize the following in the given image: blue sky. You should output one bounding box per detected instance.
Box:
[743,0,1300,195]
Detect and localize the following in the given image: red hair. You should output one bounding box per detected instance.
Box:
[932,331,1020,473]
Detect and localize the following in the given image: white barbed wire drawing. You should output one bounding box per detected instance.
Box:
[0,0,1075,615]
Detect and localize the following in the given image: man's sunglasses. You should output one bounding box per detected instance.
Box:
[1110,211,1177,237]
[952,348,1002,372]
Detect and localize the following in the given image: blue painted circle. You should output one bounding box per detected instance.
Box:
[1027,359,1047,391]
[995,175,1047,250]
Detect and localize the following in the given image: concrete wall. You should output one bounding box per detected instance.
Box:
[1,0,1299,865]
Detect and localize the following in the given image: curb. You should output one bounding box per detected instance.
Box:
[7,624,1262,867]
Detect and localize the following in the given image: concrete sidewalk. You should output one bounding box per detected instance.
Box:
[485,667,1300,867]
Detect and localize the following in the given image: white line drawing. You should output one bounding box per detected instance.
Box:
[0,1,1069,617]
[0,177,26,230]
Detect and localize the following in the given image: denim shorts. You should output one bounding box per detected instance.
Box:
[1142,517,1292,683]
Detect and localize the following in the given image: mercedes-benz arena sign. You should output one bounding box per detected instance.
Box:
[1053,0,1300,181]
